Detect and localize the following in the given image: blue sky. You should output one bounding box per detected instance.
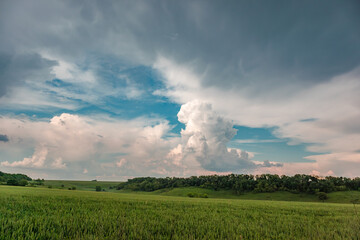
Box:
[0,0,359,179]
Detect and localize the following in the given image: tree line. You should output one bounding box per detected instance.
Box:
[117,174,360,194]
[0,171,32,186]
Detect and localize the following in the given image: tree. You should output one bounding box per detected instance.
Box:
[34,178,44,185]
[317,192,328,202]
[18,179,28,186]
[187,192,196,198]
[7,179,18,186]
[96,186,102,192]
[200,193,208,198]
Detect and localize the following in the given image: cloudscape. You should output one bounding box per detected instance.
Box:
[0,0,359,180]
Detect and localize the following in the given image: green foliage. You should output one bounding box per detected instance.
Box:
[0,186,358,239]
[116,174,360,195]
[96,186,102,192]
[33,178,45,185]
[152,187,360,203]
[336,185,347,191]
[187,192,196,198]
[7,178,29,186]
[187,192,209,198]
[317,192,328,202]
[44,180,120,192]
[6,179,19,186]
[199,193,208,198]
[0,171,32,185]
[18,179,28,186]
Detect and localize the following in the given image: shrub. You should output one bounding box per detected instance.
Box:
[317,192,328,202]
[71,187,76,190]
[34,178,44,185]
[48,185,52,189]
[199,193,208,198]
[96,186,102,192]
[18,179,28,186]
[187,192,195,198]
[7,179,18,186]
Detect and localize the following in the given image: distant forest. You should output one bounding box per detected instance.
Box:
[117,174,360,194]
[0,171,32,186]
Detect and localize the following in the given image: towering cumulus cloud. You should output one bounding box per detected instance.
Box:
[173,100,281,172]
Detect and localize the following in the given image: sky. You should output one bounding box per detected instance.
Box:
[0,0,360,180]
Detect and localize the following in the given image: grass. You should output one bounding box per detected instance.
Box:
[0,185,359,239]
[41,180,360,204]
[122,186,360,204]
[40,180,120,192]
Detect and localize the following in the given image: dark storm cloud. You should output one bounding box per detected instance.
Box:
[0,134,9,142]
[0,52,57,97]
[91,0,360,90]
[1,0,359,94]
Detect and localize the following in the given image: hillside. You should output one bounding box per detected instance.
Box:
[0,185,359,239]
[38,180,360,204]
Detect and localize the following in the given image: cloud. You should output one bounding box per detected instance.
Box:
[251,152,360,178]
[1,146,48,168]
[0,52,57,97]
[234,139,284,144]
[0,102,283,178]
[261,160,283,168]
[2,0,358,90]
[115,158,127,168]
[0,134,9,142]
[0,113,182,178]
[0,0,359,178]
[155,57,360,176]
[171,100,282,172]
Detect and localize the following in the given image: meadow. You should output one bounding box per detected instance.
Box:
[43,180,360,204]
[44,180,120,192]
[0,185,359,239]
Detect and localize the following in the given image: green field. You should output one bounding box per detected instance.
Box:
[150,187,360,204]
[41,180,360,204]
[0,185,359,239]
[43,180,120,192]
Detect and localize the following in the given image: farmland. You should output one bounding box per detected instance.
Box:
[41,179,360,204]
[0,185,359,239]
